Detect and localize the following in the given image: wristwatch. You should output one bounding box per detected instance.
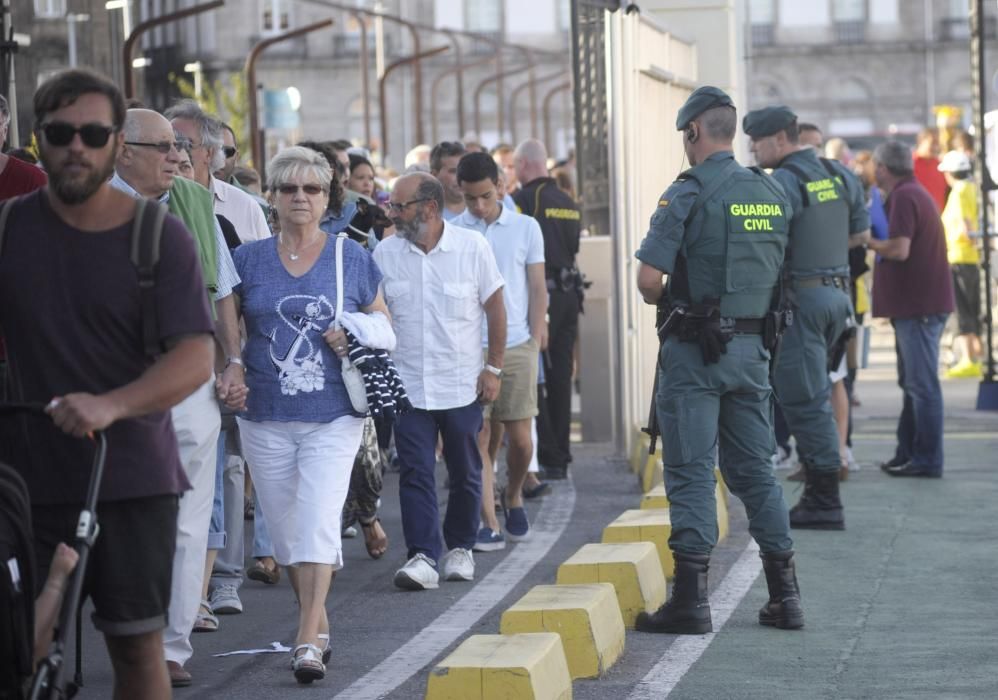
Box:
[484,364,504,378]
[225,356,245,369]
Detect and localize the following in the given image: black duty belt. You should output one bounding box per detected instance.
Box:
[792,275,849,290]
[676,316,766,339]
[726,317,766,335]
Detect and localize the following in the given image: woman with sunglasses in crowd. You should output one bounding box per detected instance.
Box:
[230,146,389,684]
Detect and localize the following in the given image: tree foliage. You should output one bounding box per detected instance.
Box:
[169,71,254,166]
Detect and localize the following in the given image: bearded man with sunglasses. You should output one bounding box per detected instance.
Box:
[0,69,215,700]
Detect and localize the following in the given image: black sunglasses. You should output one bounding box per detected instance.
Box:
[41,121,116,148]
[223,146,237,159]
[126,140,184,154]
[277,183,327,196]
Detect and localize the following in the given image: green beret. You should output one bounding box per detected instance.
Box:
[675,86,735,130]
[742,106,797,137]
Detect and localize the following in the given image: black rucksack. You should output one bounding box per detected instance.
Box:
[0,461,35,699]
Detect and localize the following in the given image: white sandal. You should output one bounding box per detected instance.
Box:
[291,643,325,684]
[317,633,332,665]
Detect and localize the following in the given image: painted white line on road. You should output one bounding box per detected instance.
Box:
[332,477,577,700]
[627,539,762,700]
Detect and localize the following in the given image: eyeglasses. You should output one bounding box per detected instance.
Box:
[223,146,237,159]
[40,121,116,148]
[386,197,430,213]
[125,140,184,154]
[277,183,327,196]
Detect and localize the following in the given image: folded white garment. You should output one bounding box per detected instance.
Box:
[337,310,397,351]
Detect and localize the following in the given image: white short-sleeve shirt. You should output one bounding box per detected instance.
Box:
[373,221,505,411]
[454,204,545,347]
[211,177,272,243]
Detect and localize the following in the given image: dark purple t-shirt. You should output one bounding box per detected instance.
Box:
[0,189,213,505]
[872,176,955,319]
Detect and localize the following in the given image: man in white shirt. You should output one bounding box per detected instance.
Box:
[454,153,547,549]
[166,100,270,631]
[374,173,507,590]
[430,140,466,221]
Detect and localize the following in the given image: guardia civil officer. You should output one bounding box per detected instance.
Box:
[634,87,803,635]
[743,107,870,531]
[513,139,582,480]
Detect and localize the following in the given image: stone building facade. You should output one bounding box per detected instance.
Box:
[6,0,572,169]
[744,0,998,146]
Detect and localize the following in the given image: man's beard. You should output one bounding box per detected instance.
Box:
[41,149,116,205]
[396,214,429,244]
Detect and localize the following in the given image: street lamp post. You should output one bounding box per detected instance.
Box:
[121,0,224,99]
[379,45,449,166]
[246,19,335,180]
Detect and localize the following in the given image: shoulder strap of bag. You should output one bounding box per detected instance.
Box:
[130,199,169,358]
[334,232,346,329]
[0,196,23,257]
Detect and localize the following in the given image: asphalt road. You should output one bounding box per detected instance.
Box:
[64,326,998,699]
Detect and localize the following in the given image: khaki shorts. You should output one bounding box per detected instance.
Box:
[483,338,539,422]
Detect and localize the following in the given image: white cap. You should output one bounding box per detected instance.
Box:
[938,150,972,173]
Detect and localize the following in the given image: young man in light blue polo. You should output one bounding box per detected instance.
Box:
[455,152,548,548]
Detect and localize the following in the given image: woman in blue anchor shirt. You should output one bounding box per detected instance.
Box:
[231,146,388,685]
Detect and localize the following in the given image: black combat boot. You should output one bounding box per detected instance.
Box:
[635,552,712,634]
[789,465,845,530]
[758,550,805,630]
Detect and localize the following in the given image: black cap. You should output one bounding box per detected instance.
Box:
[675,86,735,130]
[742,106,797,138]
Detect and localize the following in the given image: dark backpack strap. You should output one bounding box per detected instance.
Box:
[130,199,168,358]
[0,196,22,257]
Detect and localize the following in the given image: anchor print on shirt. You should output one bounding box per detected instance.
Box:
[268,294,335,395]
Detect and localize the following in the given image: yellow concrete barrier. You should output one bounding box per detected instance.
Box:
[425,633,572,700]
[500,583,624,679]
[640,454,664,493]
[640,483,669,509]
[601,509,674,579]
[556,542,667,629]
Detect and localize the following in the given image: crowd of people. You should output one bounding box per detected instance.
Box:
[0,66,584,695]
[0,65,991,696]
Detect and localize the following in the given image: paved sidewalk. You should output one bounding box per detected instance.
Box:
[656,324,998,699]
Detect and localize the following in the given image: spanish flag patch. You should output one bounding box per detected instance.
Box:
[658,199,669,208]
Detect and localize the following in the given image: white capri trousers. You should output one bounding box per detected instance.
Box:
[237,415,365,568]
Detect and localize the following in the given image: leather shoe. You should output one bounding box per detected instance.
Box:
[167,660,191,688]
[884,462,942,478]
[879,455,908,472]
[541,465,567,480]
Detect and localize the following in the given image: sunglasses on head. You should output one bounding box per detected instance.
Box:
[223,146,237,159]
[277,183,326,196]
[41,121,116,148]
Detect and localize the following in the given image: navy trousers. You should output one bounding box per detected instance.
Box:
[394,402,483,563]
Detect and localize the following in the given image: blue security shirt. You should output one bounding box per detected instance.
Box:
[233,234,382,423]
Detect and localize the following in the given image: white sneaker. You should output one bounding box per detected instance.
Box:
[393,553,439,591]
[845,447,860,472]
[441,548,475,582]
[773,445,794,471]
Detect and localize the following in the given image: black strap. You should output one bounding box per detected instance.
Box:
[0,195,21,257]
[130,199,168,358]
[777,161,812,205]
